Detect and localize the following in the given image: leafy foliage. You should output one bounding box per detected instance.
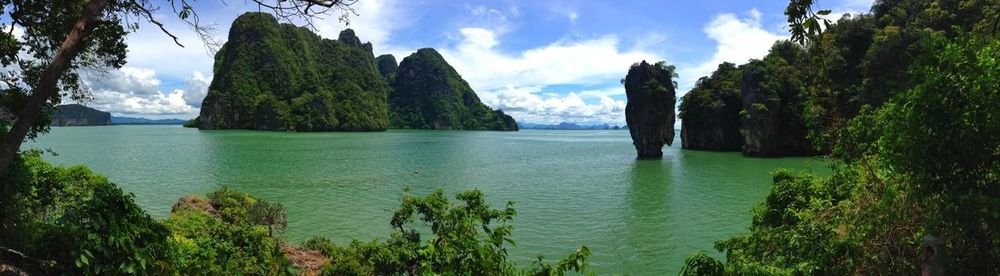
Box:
[0,0,137,141]
[304,189,590,275]
[678,62,743,151]
[682,13,1000,276]
[785,0,833,44]
[738,41,815,156]
[164,191,293,275]
[0,151,169,274]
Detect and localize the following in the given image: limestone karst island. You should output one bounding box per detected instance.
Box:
[1,0,996,275]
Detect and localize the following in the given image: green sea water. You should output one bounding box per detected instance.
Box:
[25,125,827,274]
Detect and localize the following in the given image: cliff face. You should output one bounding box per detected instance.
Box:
[390,48,517,131]
[738,44,815,156]
[51,104,111,126]
[375,54,398,83]
[679,62,743,151]
[196,12,390,131]
[624,61,677,158]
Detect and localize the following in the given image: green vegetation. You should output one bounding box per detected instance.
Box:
[375,54,398,84]
[1,152,588,274]
[681,0,1000,274]
[678,62,742,151]
[390,48,518,131]
[682,0,1000,156]
[165,190,292,274]
[0,151,169,274]
[196,12,391,131]
[303,189,590,275]
[195,14,518,132]
[738,41,815,156]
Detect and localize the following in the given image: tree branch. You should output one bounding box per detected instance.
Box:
[130,0,184,48]
[0,245,53,275]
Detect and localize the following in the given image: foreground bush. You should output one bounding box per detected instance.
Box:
[304,189,592,276]
[0,151,169,274]
[681,33,1000,275]
[1,154,590,275]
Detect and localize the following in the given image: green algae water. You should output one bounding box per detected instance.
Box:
[26,125,826,274]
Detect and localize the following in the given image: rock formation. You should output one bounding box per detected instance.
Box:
[738,50,815,156]
[375,54,398,83]
[51,104,111,126]
[679,62,743,151]
[195,12,390,131]
[390,48,518,131]
[192,13,519,132]
[624,61,677,158]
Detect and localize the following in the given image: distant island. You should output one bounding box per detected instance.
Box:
[49,104,188,126]
[190,12,516,132]
[51,104,111,126]
[519,122,626,130]
[111,117,187,125]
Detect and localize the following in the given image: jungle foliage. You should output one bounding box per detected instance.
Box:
[681,0,1000,274]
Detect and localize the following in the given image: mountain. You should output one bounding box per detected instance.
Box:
[111,117,186,125]
[51,104,111,126]
[193,12,390,131]
[375,54,398,83]
[192,13,518,132]
[390,48,517,131]
[518,122,624,130]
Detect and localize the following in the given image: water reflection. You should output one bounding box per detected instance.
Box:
[617,158,675,272]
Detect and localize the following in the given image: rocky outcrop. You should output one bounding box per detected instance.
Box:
[679,62,743,151]
[390,48,518,131]
[51,104,111,126]
[171,195,221,219]
[624,61,677,158]
[738,56,815,157]
[192,13,521,132]
[280,243,328,275]
[375,54,398,83]
[195,12,390,131]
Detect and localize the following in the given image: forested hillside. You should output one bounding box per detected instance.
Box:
[680,0,1000,274]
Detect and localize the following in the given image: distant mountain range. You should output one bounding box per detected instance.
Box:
[110,116,187,125]
[518,122,626,130]
[45,104,186,126]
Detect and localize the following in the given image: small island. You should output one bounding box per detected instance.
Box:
[191,13,517,132]
[623,61,677,158]
[51,104,111,126]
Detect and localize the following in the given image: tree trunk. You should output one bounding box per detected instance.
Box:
[0,0,112,180]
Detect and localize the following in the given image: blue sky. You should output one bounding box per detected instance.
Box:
[72,0,873,124]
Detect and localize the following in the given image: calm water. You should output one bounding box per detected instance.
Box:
[26,125,826,274]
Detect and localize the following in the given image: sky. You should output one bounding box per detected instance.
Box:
[71,0,873,124]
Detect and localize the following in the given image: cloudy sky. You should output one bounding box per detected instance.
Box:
[77,0,873,124]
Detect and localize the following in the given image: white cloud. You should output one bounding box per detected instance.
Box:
[820,0,876,24]
[438,27,660,93]
[481,86,626,125]
[412,26,662,125]
[675,9,787,94]
[81,67,200,116]
[124,15,221,86]
[183,71,211,108]
[314,0,409,57]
